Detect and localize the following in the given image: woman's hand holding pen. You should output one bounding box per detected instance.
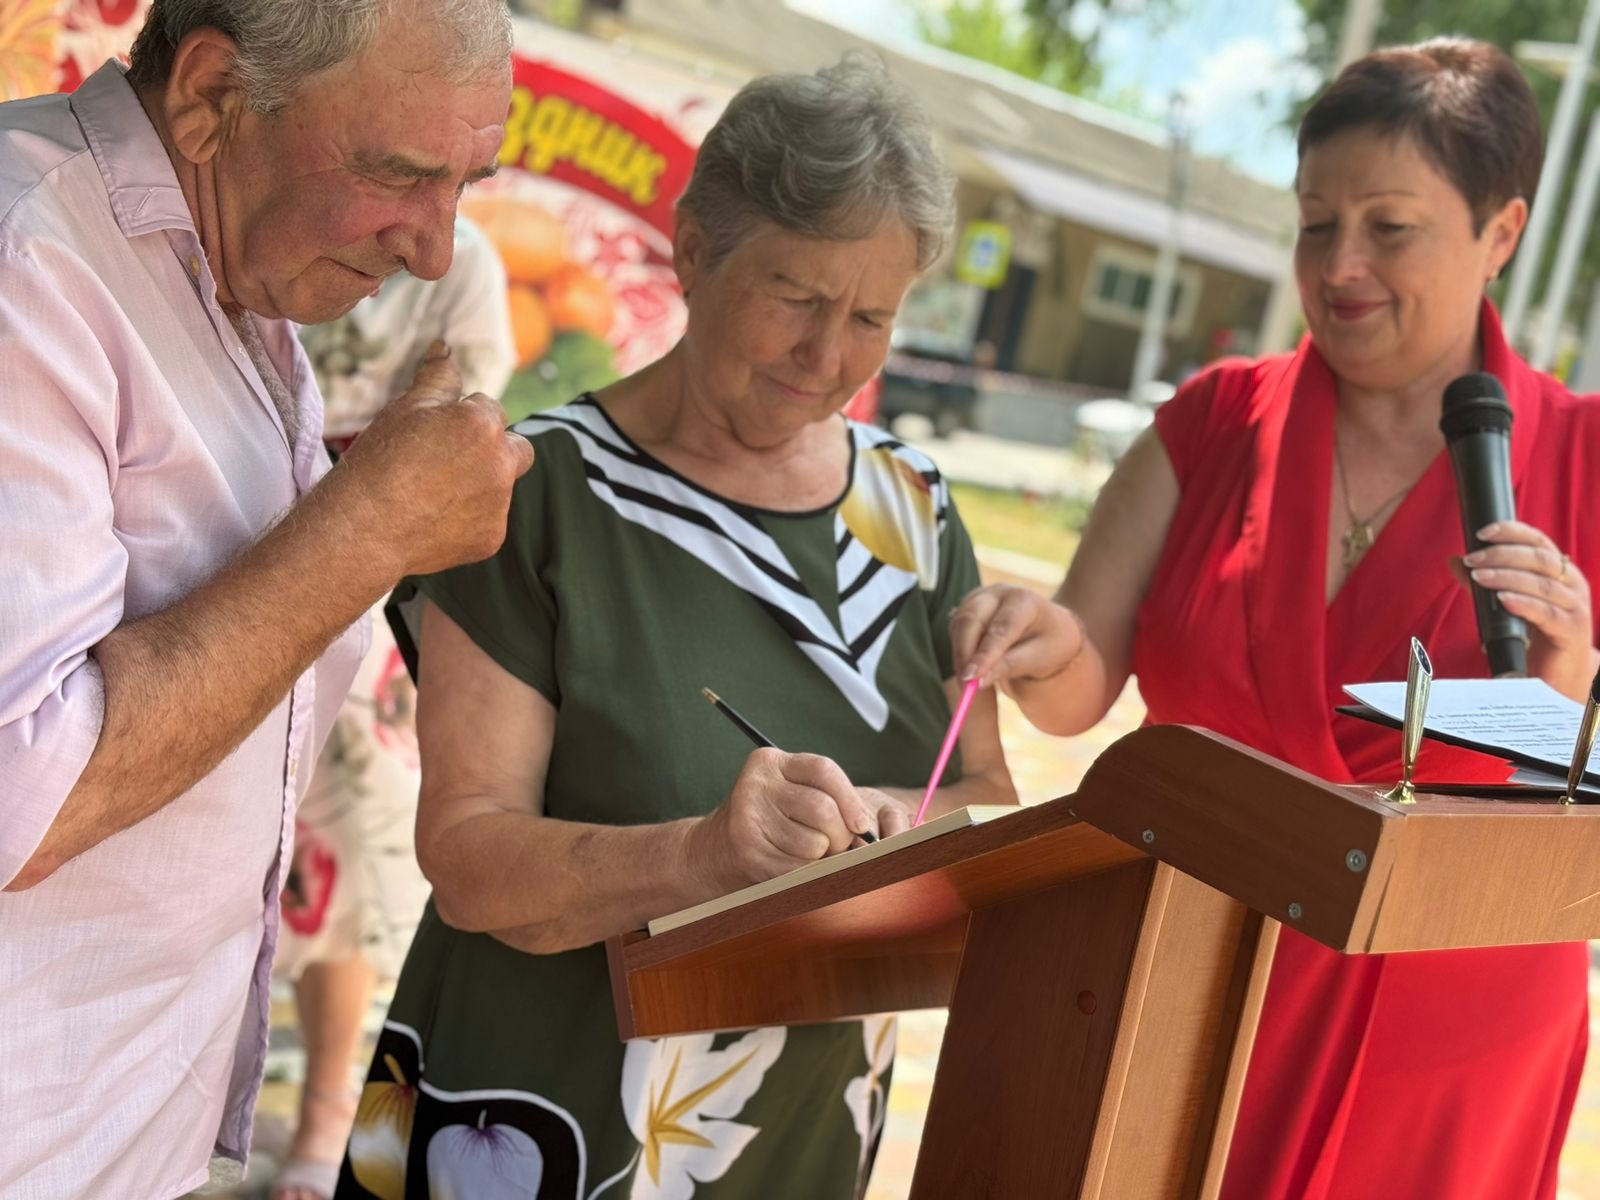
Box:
[949,584,1085,692]
[687,749,881,892]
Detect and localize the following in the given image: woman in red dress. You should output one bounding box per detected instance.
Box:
[953,39,1600,1199]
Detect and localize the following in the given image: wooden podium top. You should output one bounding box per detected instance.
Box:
[608,724,1600,1040]
[608,800,1139,1038]
[1075,724,1600,956]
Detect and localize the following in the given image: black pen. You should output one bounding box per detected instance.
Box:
[700,687,876,843]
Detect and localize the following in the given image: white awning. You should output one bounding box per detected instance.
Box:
[977,144,1291,283]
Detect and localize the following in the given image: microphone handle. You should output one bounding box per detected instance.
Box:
[1446,430,1529,677]
[1485,635,1528,678]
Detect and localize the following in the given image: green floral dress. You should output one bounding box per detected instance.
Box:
[335,397,979,1200]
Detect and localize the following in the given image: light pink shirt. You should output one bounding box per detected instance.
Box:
[0,62,364,1198]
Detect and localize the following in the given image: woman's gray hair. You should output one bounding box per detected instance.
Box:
[126,0,511,117]
[678,55,956,272]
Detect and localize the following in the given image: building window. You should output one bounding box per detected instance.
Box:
[1098,264,1122,303]
[1081,244,1202,336]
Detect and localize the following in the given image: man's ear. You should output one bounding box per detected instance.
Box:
[162,28,247,165]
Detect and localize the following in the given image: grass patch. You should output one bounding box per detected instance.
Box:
[950,483,1089,566]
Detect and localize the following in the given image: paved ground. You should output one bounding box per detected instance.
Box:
[898,424,1112,500]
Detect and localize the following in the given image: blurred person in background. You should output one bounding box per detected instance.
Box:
[951,37,1598,1200]
[270,216,516,1200]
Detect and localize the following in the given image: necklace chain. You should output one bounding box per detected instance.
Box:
[1333,435,1413,570]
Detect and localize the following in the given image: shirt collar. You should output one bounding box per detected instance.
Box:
[69,60,197,239]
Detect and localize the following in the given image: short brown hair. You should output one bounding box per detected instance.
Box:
[1298,38,1544,232]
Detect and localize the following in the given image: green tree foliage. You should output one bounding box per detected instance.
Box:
[913,0,1171,115]
[510,0,586,28]
[1296,0,1580,94]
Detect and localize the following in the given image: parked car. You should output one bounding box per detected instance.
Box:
[877,352,980,437]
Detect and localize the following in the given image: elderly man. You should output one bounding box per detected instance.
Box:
[0,0,529,1195]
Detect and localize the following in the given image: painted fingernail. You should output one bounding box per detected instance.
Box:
[961,664,978,682]
[1478,523,1500,537]
[1471,569,1490,583]
[859,831,878,844]
[1463,551,1484,566]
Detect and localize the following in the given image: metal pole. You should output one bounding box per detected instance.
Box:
[1128,99,1190,402]
[1503,0,1600,346]
[1334,0,1384,71]
[1531,112,1600,370]
[1573,277,1600,391]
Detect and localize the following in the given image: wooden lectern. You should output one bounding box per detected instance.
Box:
[606,725,1600,1197]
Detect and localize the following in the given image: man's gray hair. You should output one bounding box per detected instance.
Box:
[678,55,956,272]
[126,0,511,116]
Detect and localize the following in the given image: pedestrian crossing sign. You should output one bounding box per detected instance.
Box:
[954,220,1012,289]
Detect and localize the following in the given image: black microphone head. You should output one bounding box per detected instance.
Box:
[1440,372,1512,439]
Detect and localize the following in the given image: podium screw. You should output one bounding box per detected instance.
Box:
[1287,903,1303,921]
[1345,850,1369,872]
[1141,829,1155,844]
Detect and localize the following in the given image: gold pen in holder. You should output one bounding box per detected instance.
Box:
[1382,637,1433,806]
[1563,666,1600,805]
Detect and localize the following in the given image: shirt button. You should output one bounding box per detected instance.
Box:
[187,254,201,277]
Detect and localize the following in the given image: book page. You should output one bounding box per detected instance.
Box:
[646,804,1020,936]
[1343,678,1590,777]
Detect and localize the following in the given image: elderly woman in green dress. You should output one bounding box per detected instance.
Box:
[336,58,1017,1200]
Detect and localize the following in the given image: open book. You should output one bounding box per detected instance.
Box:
[1340,677,1600,796]
[647,804,1020,936]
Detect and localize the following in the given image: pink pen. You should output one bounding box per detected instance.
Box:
[913,676,982,827]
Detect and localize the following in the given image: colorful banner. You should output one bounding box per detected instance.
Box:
[465,22,734,420]
[0,0,148,100]
[498,57,696,247]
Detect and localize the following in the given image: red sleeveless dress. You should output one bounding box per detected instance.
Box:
[1133,303,1597,1199]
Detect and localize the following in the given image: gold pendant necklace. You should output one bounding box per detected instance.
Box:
[1334,435,1411,571]
[1341,520,1375,569]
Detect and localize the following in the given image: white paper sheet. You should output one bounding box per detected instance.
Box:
[1343,677,1594,779]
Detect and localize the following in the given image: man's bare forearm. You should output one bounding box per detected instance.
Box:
[8,469,397,890]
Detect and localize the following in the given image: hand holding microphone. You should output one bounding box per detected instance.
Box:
[1442,373,1593,696]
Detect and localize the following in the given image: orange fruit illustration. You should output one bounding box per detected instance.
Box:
[543,264,616,339]
[0,0,61,102]
[462,193,567,286]
[506,284,553,367]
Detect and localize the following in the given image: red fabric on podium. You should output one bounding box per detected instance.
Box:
[1134,302,1599,1200]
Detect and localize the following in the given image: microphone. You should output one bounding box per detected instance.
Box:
[1439,372,1528,677]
